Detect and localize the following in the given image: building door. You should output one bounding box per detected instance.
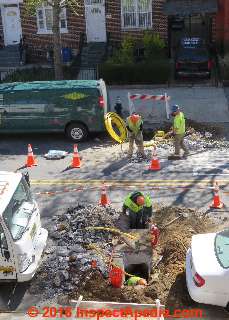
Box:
[2,5,22,45]
[85,0,107,43]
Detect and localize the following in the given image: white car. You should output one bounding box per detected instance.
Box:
[186,229,229,309]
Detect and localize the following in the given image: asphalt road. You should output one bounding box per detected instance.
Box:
[0,132,228,319]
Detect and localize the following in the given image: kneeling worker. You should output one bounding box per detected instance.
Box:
[126,112,146,158]
[123,191,152,229]
[126,276,147,286]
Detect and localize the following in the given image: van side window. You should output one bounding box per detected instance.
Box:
[0,225,8,252]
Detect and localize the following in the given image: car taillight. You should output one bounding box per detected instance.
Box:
[176,62,180,69]
[99,96,104,108]
[193,272,205,287]
[208,60,212,70]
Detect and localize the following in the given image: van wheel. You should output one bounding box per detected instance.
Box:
[66,123,88,142]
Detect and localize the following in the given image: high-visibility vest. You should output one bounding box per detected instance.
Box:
[126,276,141,286]
[126,117,143,135]
[173,112,185,135]
[124,192,152,213]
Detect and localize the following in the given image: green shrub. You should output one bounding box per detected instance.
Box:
[107,36,135,64]
[99,60,170,84]
[143,32,166,60]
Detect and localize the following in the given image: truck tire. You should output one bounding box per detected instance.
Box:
[65,122,88,142]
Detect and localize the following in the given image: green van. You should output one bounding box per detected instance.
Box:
[0,79,109,141]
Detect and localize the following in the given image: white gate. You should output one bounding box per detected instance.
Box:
[85,0,107,43]
[128,92,171,120]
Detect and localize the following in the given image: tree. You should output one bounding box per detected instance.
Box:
[24,0,82,80]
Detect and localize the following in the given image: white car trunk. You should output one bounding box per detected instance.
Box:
[192,233,221,275]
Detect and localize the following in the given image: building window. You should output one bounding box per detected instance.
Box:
[36,3,68,34]
[121,0,152,29]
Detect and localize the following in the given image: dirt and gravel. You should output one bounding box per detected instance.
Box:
[59,205,216,309]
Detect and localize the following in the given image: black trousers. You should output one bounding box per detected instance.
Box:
[128,209,148,229]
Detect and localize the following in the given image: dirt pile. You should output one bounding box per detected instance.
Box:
[71,206,216,308]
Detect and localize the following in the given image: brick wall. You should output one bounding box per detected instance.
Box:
[215,0,229,51]
[20,2,86,62]
[106,0,168,43]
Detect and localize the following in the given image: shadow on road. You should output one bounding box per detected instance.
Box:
[0,282,30,311]
[0,132,111,156]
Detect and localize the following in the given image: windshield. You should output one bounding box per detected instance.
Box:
[215,229,229,269]
[3,178,34,241]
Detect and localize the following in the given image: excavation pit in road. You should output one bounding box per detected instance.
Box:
[125,263,150,282]
[112,229,153,285]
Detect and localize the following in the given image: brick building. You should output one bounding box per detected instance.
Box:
[215,0,229,52]
[0,0,168,62]
[0,0,227,64]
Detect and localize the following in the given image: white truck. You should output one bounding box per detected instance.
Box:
[0,171,48,282]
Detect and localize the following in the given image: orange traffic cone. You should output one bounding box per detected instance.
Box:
[149,147,161,171]
[70,144,81,168]
[26,144,37,167]
[210,181,224,209]
[99,184,110,206]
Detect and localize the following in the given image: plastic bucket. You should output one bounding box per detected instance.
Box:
[109,267,123,288]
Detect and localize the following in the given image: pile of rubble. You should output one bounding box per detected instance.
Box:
[129,127,229,163]
[29,204,119,301]
[30,202,216,308]
[71,206,216,308]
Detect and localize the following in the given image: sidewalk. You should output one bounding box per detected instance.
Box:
[109,86,229,124]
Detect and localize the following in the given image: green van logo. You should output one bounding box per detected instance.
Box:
[63,92,88,100]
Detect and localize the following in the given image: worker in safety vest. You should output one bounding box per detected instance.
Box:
[126,276,147,286]
[168,105,189,159]
[123,191,152,229]
[126,112,146,158]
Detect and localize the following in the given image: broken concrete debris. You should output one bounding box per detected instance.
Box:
[29,203,216,309]
[30,204,118,300]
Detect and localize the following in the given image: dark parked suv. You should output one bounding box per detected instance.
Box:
[175,37,213,79]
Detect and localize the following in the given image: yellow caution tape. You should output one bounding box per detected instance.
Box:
[104,112,127,144]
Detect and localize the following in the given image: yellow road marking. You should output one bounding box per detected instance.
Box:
[31,179,229,186]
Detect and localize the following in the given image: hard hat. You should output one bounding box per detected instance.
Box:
[138,278,147,286]
[136,195,145,206]
[130,113,140,123]
[171,105,180,114]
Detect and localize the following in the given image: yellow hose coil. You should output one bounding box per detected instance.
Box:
[85,226,139,240]
[104,112,127,144]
